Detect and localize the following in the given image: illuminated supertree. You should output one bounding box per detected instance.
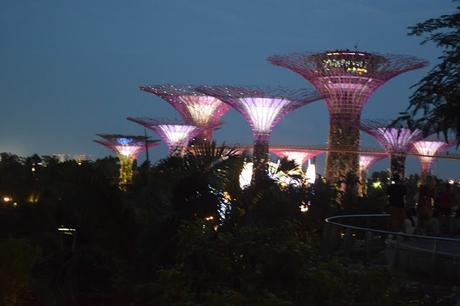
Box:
[127,117,200,155]
[140,84,230,144]
[196,86,322,184]
[412,139,454,183]
[358,152,388,196]
[270,146,324,169]
[361,120,424,178]
[94,134,159,187]
[268,50,427,183]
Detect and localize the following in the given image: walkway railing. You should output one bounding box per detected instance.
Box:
[321,214,460,280]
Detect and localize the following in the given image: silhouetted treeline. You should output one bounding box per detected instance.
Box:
[0,151,458,305]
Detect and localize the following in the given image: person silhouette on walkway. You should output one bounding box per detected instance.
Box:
[386,174,407,232]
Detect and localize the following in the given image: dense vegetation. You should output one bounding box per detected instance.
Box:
[0,148,458,305]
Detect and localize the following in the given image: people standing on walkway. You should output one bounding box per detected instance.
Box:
[437,182,455,234]
[417,176,435,234]
[386,174,407,232]
[404,208,418,235]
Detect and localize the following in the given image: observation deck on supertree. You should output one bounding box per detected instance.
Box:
[94,134,159,187]
[358,152,388,196]
[270,146,324,169]
[140,84,230,144]
[268,50,427,183]
[127,117,201,155]
[361,119,424,178]
[196,85,322,184]
[412,139,454,183]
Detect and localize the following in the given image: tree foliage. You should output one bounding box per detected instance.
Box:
[401,2,460,141]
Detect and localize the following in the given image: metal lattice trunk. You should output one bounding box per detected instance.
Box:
[196,85,322,185]
[268,50,427,184]
[140,84,230,144]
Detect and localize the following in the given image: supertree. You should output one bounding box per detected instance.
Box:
[268,50,427,183]
[271,146,325,184]
[196,86,323,184]
[358,152,388,196]
[94,134,159,187]
[361,119,424,178]
[412,139,454,183]
[127,117,200,155]
[140,84,230,144]
[270,146,324,169]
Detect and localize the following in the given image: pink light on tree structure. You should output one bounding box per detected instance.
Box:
[140,84,230,143]
[268,50,427,183]
[94,134,159,187]
[358,152,387,196]
[196,86,322,184]
[270,147,324,169]
[361,120,424,178]
[412,140,454,182]
[127,117,200,155]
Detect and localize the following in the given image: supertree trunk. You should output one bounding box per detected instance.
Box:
[418,160,433,185]
[390,153,406,178]
[252,139,269,185]
[325,113,360,183]
[358,169,368,197]
[118,155,134,189]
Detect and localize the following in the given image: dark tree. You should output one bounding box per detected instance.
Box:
[401,2,460,141]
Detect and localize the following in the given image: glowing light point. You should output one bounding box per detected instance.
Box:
[361,120,424,178]
[127,117,200,155]
[268,50,427,183]
[197,86,322,184]
[94,134,159,188]
[140,84,230,143]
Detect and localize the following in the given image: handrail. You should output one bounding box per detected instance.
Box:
[325,214,460,243]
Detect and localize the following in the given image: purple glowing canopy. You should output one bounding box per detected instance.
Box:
[268,50,428,114]
[270,147,325,167]
[127,117,200,153]
[412,139,454,173]
[94,134,159,158]
[195,86,322,141]
[140,84,230,128]
[359,153,387,171]
[361,120,424,153]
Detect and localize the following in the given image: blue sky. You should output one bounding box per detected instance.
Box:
[1,0,458,178]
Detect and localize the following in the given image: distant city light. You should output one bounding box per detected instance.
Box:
[3,196,12,203]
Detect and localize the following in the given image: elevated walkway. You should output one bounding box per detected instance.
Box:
[321,214,460,281]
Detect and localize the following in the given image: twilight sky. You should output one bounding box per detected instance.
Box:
[1,0,459,178]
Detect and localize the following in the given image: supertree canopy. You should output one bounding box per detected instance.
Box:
[94,134,159,187]
[196,85,322,184]
[361,119,424,178]
[270,146,324,169]
[268,50,428,183]
[358,152,387,196]
[127,117,200,155]
[140,84,230,143]
[412,139,454,182]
